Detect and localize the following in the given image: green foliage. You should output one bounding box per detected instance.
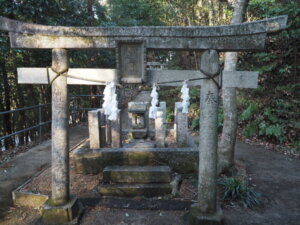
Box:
[191,116,200,131]
[238,100,294,143]
[240,103,259,121]
[218,177,262,208]
[106,0,166,26]
[237,0,300,148]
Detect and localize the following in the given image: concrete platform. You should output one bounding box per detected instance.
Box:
[103,166,171,184]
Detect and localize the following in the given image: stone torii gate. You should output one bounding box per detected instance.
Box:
[0,15,287,224]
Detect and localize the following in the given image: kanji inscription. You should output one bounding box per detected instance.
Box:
[205,91,217,104]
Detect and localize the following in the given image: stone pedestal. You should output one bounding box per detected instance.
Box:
[111,109,122,148]
[155,102,166,147]
[175,102,188,147]
[42,197,83,224]
[189,204,224,225]
[88,109,106,149]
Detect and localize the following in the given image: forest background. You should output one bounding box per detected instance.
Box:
[0,0,299,153]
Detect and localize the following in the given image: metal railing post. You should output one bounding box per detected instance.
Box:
[38,104,42,142]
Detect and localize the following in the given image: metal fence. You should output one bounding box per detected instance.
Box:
[0,94,103,151]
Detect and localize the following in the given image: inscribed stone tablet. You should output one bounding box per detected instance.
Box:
[118,42,145,83]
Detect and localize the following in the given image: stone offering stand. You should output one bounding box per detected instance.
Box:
[0,15,287,224]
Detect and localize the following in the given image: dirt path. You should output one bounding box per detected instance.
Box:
[224,141,300,225]
[0,137,299,225]
[0,124,88,219]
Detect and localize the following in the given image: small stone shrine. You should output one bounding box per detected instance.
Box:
[0,15,287,225]
[128,101,149,139]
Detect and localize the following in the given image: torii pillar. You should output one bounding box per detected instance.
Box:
[189,50,223,224]
[51,49,69,205]
[42,49,82,224]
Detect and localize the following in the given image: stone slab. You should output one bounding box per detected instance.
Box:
[17,67,258,88]
[12,190,48,208]
[128,102,148,113]
[147,69,204,86]
[118,42,145,83]
[4,15,288,50]
[147,70,258,88]
[98,183,172,197]
[17,68,117,85]
[72,147,198,174]
[124,140,155,148]
[10,33,270,50]
[103,166,171,184]
[0,16,287,37]
[222,71,258,88]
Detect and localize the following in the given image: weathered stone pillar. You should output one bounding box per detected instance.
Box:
[106,118,112,145]
[175,102,188,147]
[88,109,106,149]
[111,109,122,148]
[189,50,223,225]
[155,102,166,147]
[43,49,82,224]
[51,48,69,205]
[88,109,101,149]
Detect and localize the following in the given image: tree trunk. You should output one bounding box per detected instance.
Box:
[2,61,14,149]
[208,0,215,26]
[218,0,249,174]
[15,75,26,146]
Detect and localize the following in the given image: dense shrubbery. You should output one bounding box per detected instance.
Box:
[237,0,300,150]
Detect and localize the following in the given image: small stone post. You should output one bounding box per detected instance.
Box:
[189,50,223,224]
[175,102,188,147]
[100,109,107,147]
[88,109,106,149]
[88,110,101,149]
[111,109,122,148]
[43,49,81,224]
[155,102,166,147]
[106,119,112,145]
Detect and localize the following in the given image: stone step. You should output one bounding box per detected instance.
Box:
[73,147,198,174]
[98,183,172,197]
[123,140,155,148]
[103,166,172,184]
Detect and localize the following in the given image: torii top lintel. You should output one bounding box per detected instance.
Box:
[0,16,287,51]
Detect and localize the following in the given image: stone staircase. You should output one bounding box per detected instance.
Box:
[98,165,172,197]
